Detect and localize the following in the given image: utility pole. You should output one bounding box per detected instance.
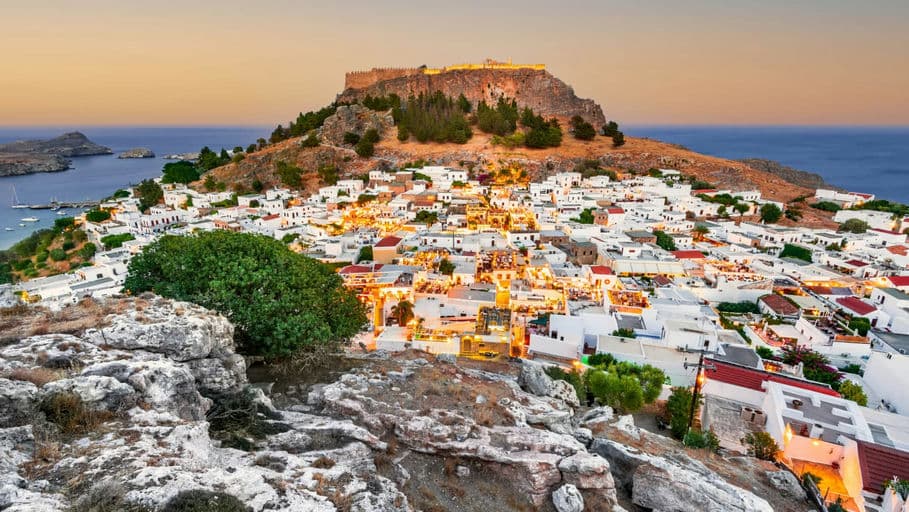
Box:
[683,338,714,434]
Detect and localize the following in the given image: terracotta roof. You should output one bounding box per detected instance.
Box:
[856,441,909,493]
[589,265,614,276]
[759,294,801,316]
[886,246,909,257]
[845,259,868,267]
[260,214,280,221]
[852,192,874,199]
[606,207,625,214]
[870,228,903,236]
[835,296,877,316]
[704,358,840,397]
[671,250,705,259]
[338,264,384,275]
[374,236,403,248]
[887,275,909,286]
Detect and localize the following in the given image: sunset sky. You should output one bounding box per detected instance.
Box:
[3,0,908,126]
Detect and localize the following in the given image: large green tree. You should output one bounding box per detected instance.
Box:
[161,161,201,184]
[123,231,366,357]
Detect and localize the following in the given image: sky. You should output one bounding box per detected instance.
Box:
[2,0,909,126]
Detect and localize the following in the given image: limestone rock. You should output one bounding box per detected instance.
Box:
[552,483,584,512]
[518,360,553,396]
[0,379,37,428]
[41,375,136,412]
[765,469,805,499]
[320,105,393,147]
[549,379,580,408]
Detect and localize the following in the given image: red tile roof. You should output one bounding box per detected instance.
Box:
[835,296,877,316]
[845,259,868,267]
[589,265,614,276]
[856,441,909,493]
[606,207,625,214]
[260,214,280,221]
[374,236,402,248]
[671,250,706,260]
[338,264,384,275]
[886,246,909,257]
[870,228,903,236]
[704,359,840,397]
[887,275,909,286]
[759,294,801,316]
[852,192,874,199]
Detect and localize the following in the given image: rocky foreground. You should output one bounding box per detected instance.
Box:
[0,297,810,511]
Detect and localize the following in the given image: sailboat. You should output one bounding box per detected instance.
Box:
[10,186,29,209]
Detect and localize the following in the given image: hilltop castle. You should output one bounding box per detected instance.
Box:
[345,59,546,90]
[339,59,605,127]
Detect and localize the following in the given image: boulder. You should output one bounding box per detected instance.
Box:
[549,379,580,408]
[0,379,37,428]
[518,360,553,396]
[765,470,805,499]
[41,376,136,412]
[320,105,393,147]
[552,484,584,512]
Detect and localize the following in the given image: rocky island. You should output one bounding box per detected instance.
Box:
[118,147,155,159]
[0,132,112,177]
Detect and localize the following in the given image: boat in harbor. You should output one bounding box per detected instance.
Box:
[21,217,39,222]
[56,210,67,215]
[4,227,14,231]
[10,186,29,209]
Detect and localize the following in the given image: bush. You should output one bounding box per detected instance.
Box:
[838,380,868,406]
[343,132,361,145]
[275,161,303,188]
[49,248,67,261]
[136,179,164,211]
[40,392,115,437]
[357,246,373,263]
[61,241,75,251]
[848,317,870,336]
[162,490,249,512]
[587,353,616,368]
[362,128,380,144]
[653,230,677,251]
[78,243,97,260]
[811,201,841,212]
[437,258,455,276]
[756,346,775,360]
[570,115,596,141]
[666,386,694,439]
[839,218,869,234]
[100,233,135,250]
[683,429,720,452]
[588,370,644,413]
[123,231,366,357]
[300,133,320,148]
[612,328,636,339]
[717,301,760,314]
[742,431,779,461]
[67,481,128,512]
[779,243,812,262]
[54,217,75,231]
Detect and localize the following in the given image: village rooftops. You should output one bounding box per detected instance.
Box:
[714,343,762,369]
[870,329,909,354]
[886,275,909,287]
[703,358,840,397]
[856,441,909,493]
[375,235,403,248]
[835,296,877,316]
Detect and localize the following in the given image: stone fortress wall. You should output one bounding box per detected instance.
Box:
[344,59,546,90]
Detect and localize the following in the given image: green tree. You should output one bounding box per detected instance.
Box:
[78,243,97,260]
[779,243,812,262]
[683,429,720,452]
[300,134,320,148]
[838,380,868,406]
[733,202,750,216]
[611,131,625,147]
[759,203,783,223]
[275,161,303,188]
[571,208,595,224]
[414,210,439,225]
[438,258,455,276]
[390,300,414,326]
[100,233,135,250]
[123,231,366,357]
[357,245,373,263]
[161,161,201,184]
[317,165,339,186]
[362,128,380,144]
[653,230,677,251]
[612,328,637,339]
[839,218,869,233]
[742,431,779,461]
[811,201,841,212]
[85,209,111,223]
[587,370,645,413]
[602,121,620,137]
[136,180,164,212]
[457,93,472,113]
[570,115,596,141]
[54,217,76,230]
[666,386,694,439]
[354,139,375,158]
[848,317,871,336]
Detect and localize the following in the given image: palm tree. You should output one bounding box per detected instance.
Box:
[390,300,414,326]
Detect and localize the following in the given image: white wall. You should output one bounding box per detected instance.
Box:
[864,351,909,414]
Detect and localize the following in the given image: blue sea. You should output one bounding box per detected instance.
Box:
[0,126,267,249]
[626,125,909,203]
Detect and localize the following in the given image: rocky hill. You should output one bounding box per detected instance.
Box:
[0,132,112,177]
[0,296,814,512]
[338,65,606,127]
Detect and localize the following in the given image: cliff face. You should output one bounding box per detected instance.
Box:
[0,131,112,157]
[0,153,70,176]
[338,68,607,127]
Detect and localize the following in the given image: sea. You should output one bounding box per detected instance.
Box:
[626,125,909,203]
[1,125,907,249]
[0,126,268,249]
